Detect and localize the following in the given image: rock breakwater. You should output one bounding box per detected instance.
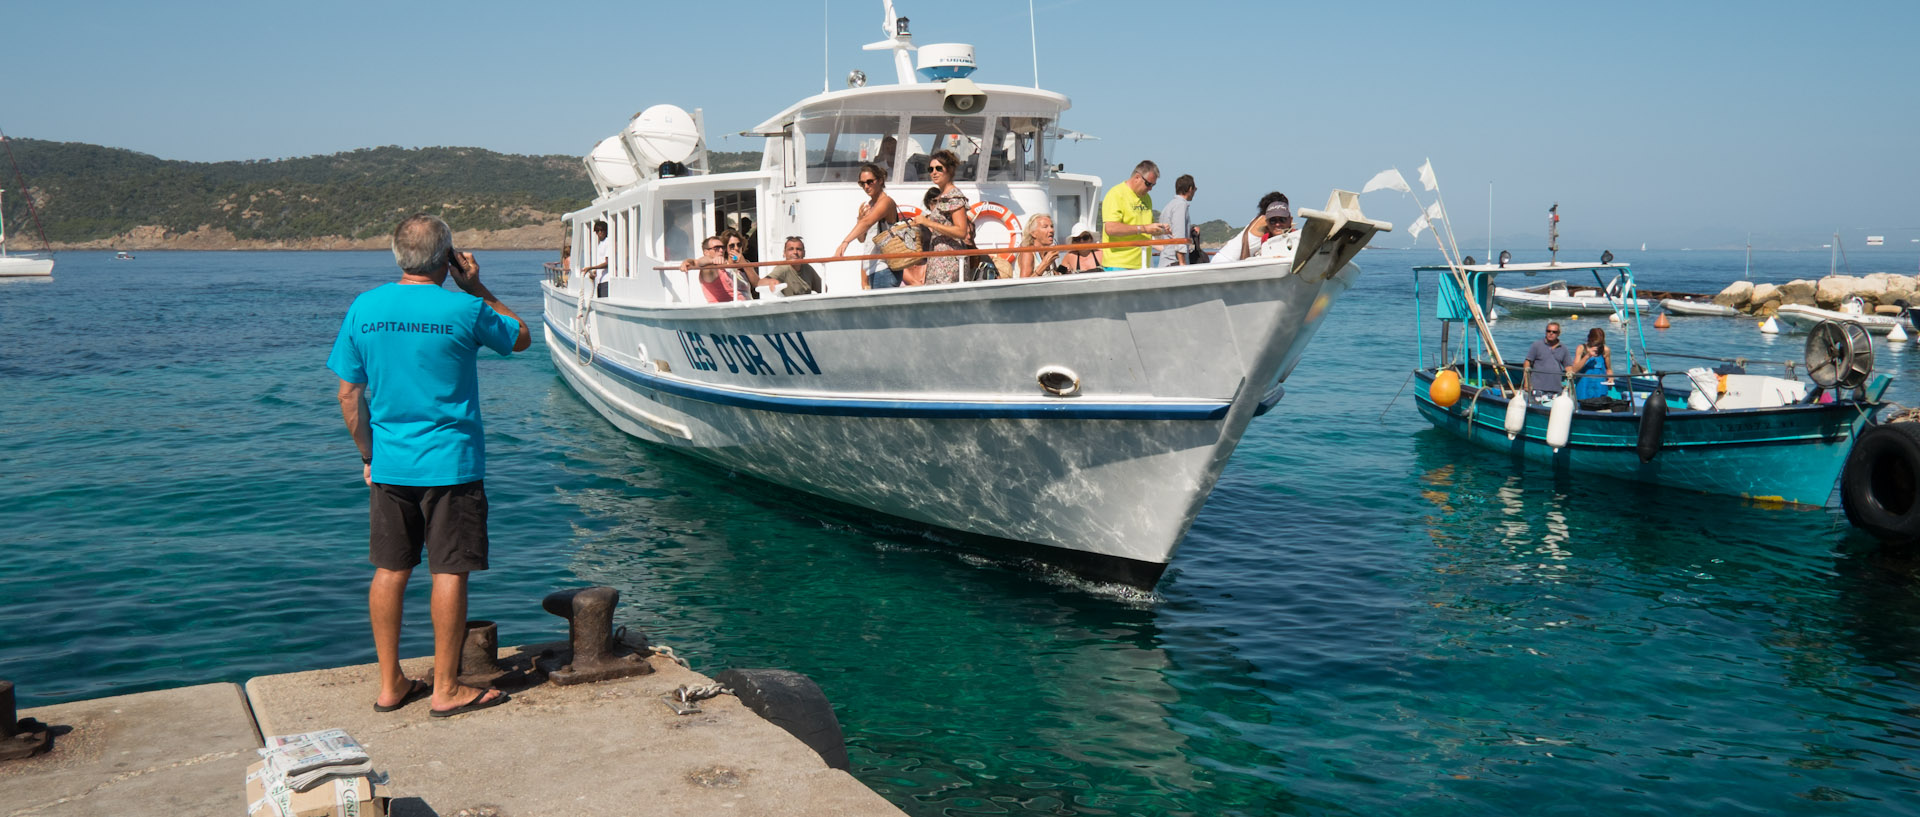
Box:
[1713,274,1918,316]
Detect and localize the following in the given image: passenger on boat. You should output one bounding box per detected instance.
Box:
[835,163,901,289]
[1017,214,1065,277]
[1522,322,1572,400]
[678,235,743,303]
[761,236,823,297]
[1060,224,1104,273]
[910,150,971,285]
[1571,327,1616,401]
[1100,161,1169,270]
[1253,200,1298,263]
[329,214,528,719]
[1212,192,1287,264]
[874,135,898,176]
[582,220,612,297]
[1156,175,1196,267]
[718,229,763,299]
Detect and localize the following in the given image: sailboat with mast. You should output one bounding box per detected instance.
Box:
[0,188,54,278]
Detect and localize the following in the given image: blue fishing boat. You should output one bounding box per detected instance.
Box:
[1409,258,1892,507]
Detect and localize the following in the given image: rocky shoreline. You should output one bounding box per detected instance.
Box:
[47,221,566,252]
[1712,274,1918,316]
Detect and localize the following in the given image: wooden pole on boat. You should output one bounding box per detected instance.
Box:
[649,237,1191,271]
[1410,189,1516,394]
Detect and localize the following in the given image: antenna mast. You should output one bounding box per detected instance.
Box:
[1547,202,1560,264]
[1029,0,1039,87]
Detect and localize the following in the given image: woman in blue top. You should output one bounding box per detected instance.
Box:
[1572,327,1615,401]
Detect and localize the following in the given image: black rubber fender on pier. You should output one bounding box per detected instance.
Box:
[1637,388,1667,463]
[714,668,850,771]
[1841,421,1920,542]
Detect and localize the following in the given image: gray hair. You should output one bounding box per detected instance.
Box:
[1021,213,1054,246]
[392,213,453,275]
[1131,160,1159,178]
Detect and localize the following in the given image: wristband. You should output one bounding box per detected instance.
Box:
[361,454,372,465]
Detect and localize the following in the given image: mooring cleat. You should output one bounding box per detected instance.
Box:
[536,587,654,685]
[0,681,53,762]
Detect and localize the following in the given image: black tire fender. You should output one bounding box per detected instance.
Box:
[1841,421,1920,542]
[1637,388,1667,463]
[714,668,850,771]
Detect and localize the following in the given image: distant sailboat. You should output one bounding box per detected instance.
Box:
[1640,242,1646,251]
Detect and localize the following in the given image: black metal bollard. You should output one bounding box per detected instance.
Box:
[537,587,653,685]
[0,680,53,762]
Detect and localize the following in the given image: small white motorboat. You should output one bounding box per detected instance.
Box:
[1660,297,1739,317]
[1772,299,1907,334]
[1485,262,1651,317]
[0,188,53,277]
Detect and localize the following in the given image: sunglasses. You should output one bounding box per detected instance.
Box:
[1546,329,1561,334]
[727,241,742,248]
[858,178,878,187]
[930,164,948,173]
[704,243,723,251]
[1142,177,1157,189]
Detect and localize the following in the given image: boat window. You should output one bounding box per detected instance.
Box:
[663,200,697,261]
[902,115,987,183]
[714,190,759,261]
[795,114,901,184]
[1053,195,1081,236]
[985,117,1048,182]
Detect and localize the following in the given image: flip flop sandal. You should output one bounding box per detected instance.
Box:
[373,679,432,713]
[430,688,510,718]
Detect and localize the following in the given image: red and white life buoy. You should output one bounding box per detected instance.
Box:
[968,201,1022,268]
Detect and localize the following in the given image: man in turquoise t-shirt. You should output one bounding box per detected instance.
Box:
[328,214,530,718]
[1100,159,1170,270]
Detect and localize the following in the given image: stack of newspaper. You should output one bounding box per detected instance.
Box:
[259,729,374,792]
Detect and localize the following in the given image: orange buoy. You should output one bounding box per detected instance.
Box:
[1654,312,1671,329]
[1430,370,1462,407]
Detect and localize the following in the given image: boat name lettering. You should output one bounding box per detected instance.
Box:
[360,321,456,335]
[677,331,821,376]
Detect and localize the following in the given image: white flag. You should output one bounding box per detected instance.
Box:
[1426,201,1444,222]
[1418,160,1438,191]
[1409,213,1431,238]
[1362,169,1411,194]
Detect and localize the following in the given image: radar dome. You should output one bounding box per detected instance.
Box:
[915,43,976,81]
[623,105,700,168]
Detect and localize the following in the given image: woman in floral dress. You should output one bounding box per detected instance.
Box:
[911,149,972,285]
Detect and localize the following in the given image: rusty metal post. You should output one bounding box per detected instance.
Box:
[537,587,652,685]
[0,680,53,762]
[458,620,502,680]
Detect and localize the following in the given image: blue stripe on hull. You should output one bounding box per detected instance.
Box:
[1412,374,1862,506]
[547,317,1232,421]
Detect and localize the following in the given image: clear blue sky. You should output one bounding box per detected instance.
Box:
[7,0,1917,251]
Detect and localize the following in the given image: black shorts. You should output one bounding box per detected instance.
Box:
[368,481,490,574]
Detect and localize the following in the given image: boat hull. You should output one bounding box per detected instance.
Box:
[1412,371,1866,506]
[1494,288,1651,317]
[1772,304,1904,334]
[1661,298,1739,317]
[545,257,1359,586]
[0,256,53,277]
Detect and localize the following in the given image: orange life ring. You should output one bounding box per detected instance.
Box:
[967,201,1022,268]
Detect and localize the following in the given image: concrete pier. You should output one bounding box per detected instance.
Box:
[3,647,903,817]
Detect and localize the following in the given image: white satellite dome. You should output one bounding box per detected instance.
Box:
[585,135,641,192]
[623,104,700,169]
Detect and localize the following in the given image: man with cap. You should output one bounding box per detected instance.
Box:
[1253,198,1298,263]
[1099,160,1170,270]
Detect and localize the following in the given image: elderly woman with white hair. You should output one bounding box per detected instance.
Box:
[1016,213,1065,278]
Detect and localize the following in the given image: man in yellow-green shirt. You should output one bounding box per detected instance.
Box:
[1100,160,1170,270]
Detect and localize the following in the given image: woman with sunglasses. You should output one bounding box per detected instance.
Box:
[835,162,901,289]
[715,228,762,299]
[909,149,972,286]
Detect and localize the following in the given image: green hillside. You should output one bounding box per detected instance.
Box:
[0,138,761,245]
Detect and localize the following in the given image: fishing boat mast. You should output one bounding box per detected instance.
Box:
[1547,202,1560,265]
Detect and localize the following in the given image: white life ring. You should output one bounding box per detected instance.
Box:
[967,201,1022,268]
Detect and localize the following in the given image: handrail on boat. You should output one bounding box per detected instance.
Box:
[646,237,1191,271]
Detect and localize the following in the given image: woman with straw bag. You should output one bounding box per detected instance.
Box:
[836,163,902,289]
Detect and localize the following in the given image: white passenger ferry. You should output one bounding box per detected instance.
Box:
[542,3,1389,587]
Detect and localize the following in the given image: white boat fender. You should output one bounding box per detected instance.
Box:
[1636,388,1666,463]
[1891,322,1909,343]
[1761,316,1781,334]
[1545,391,1574,450]
[1840,422,1920,543]
[1504,392,1528,439]
[1609,311,1624,324]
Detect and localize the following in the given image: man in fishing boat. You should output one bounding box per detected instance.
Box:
[329,214,531,718]
[1100,160,1170,270]
[1522,322,1572,401]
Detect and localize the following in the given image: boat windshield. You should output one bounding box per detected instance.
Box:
[902,115,988,183]
[795,113,901,184]
[983,116,1049,182]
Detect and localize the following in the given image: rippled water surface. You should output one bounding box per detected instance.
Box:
[4,249,1920,815]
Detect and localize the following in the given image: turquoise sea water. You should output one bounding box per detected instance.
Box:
[4,249,1919,815]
